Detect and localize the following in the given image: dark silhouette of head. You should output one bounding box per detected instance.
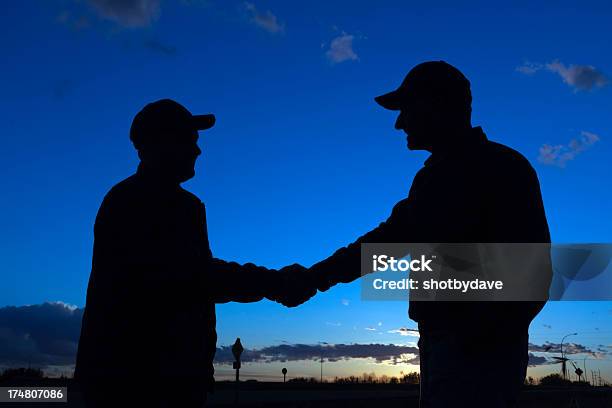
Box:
[375,61,472,152]
[129,99,215,184]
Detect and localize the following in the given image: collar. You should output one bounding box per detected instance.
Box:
[424,126,488,167]
[135,162,182,192]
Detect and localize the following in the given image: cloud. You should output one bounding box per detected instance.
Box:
[144,39,178,56]
[243,2,284,34]
[57,3,176,56]
[0,303,422,373]
[542,324,552,329]
[325,32,359,64]
[364,327,377,331]
[516,60,608,91]
[388,327,420,338]
[214,343,420,365]
[546,61,608,91]
[0,303,83,371]
[538,131,600,167]
[525,342,609,367]
[527,353,549,367]
[528,341,601,355]
[516,61,542,75]
[12,302,599,376]
[86,0,161,28]
[48,301,79,312]
[341,299,350,306]
[325,321,341,327]
[56,11,91,31]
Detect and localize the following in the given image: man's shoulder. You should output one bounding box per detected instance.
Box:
[102,177,202,205]
[177,187,204,208]
[94,175,143,222]
[480,140,541,193]
[101,175,142,206]
[96,177,204,226]
[484,140,534,172]
[99,175,192,213]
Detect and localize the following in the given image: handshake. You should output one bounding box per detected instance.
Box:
[220,247,357,306]
[267,264,321,308]
[263,254,357,307]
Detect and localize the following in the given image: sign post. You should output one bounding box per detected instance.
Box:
[232,338,244,405]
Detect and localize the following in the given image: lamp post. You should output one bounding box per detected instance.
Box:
[318,342,328,383]
[560,332,577,380]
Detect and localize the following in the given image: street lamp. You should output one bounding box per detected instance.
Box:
[318,342,328,383]
[560,332,577,380]
[560,332,578,359]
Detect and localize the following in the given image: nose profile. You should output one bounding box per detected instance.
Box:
[395,113,404,130]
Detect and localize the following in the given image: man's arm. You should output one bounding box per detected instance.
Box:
[197,202,313,304]
[208,260,316,306]
[309,165,433,293]
[310,199,410,292]
[206,257,281,303]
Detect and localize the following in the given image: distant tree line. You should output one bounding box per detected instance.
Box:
[288,372,421,384]
[0,367,607,387]
[0,367,44,380]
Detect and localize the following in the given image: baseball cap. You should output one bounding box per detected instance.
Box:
[130,99,215,149]
[375,61,471,110]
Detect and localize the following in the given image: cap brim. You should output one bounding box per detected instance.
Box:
[374,90,404,111]
[193,114,216,130]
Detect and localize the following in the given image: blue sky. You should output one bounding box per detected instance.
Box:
[1,0,611,381]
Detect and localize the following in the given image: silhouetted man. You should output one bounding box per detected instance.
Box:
[307,61,551,407]
[74,99,312,407]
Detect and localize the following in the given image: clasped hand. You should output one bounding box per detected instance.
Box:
[269,264,318,307]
